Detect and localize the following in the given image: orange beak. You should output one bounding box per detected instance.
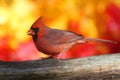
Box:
[27,29,35,35]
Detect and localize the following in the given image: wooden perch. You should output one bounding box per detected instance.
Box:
[0,53,120,80]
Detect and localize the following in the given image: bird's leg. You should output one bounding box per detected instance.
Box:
[57,40,86,59]
[57,47,70,60]
[57,43,74,60]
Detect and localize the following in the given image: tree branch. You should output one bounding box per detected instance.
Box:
[0,53,120,80]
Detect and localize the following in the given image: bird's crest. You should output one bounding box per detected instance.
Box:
[31,17,45,28]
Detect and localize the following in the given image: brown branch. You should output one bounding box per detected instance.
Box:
[0,53,120,80]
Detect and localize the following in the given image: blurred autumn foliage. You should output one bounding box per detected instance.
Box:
[0,0,120,61]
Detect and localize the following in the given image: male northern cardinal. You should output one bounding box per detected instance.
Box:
[27,17,116,59]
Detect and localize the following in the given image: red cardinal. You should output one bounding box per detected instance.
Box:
[27,17,116,59]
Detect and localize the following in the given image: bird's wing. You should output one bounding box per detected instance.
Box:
[45,29,84,45]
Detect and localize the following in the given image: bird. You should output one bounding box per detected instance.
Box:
[27,17,116,59]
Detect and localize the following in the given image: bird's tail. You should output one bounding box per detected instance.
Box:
[84,38,117,44]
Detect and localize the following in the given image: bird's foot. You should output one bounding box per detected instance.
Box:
[41,56,54,59]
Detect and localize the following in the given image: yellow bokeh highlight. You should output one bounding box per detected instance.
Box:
[80,17,98,38]
[0,0,119,60]
[48,15,68,30]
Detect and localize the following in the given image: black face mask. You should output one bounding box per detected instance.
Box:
[31,28,39,41]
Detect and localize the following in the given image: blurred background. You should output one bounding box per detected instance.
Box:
[0,0,120,61]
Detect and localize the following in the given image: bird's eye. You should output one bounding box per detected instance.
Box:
[31,28,39,32]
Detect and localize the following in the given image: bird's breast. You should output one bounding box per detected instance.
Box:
[34,37,71,55]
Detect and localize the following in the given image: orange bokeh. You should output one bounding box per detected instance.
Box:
[0,0,120,61]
